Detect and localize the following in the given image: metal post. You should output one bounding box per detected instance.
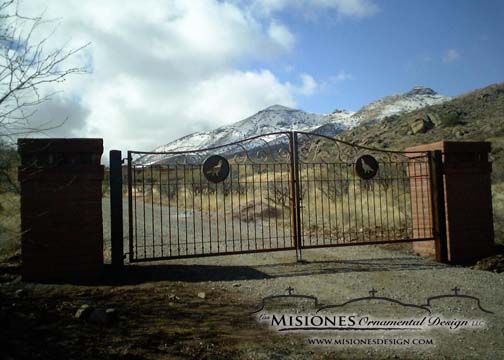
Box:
[429,150,448,263]
[110,150,124,267]
[127,152,134,263]
[289,132,303,262]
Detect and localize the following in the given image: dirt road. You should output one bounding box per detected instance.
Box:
[1,200,502,359]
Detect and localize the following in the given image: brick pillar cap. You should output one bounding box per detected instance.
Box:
[406,141,490,153]
[18,138,103,154]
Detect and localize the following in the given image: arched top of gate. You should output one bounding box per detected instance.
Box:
[128,130,429,166]
[130,131,293,166]
[295,131,428,164]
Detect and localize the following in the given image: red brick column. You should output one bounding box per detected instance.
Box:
[18,139,104,282]
[406,153,434,255]
[406,141,495,264]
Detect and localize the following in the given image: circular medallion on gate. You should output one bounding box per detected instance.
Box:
[355,155,379,180]
[203,155,230,183]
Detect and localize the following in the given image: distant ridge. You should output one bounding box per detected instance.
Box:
[141,86,451,164]
[350,86,450,126]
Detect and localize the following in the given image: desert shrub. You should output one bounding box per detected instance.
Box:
[441,111,466,127]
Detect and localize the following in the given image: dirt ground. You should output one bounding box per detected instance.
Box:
[1,243,504,360]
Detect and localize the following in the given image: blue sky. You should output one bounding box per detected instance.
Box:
[22,0,504,153]
[262,0,504,112]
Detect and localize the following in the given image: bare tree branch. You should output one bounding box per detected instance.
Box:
[0,0,88,141]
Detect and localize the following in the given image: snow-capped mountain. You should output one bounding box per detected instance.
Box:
[310,108,359,137]
[153,105,354,153]
[140,105,354,163]
[326,108,358,127]
[351,86,451,125]
[140,86,450,164]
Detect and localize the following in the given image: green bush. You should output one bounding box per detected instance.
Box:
[441,111,466,127]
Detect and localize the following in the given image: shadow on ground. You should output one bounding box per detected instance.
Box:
[99,256,448,285]
[102,264,271,284]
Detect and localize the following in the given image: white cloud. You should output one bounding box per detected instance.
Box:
[14,0,307,153]
[331,70,353,82]
[28,95,90,138]
[189,69,297,124]
[250,0,379,18]
[295,73,318,95]
[442,48,461,63]
[316,70,352,94]
[268,21,296,50]
[15,0,362,156]
[327,0,379,17]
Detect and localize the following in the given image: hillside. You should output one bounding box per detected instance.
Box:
[351,85,451,125]
[333,82,504,178]
[139,105,352,164]
[142,86,450,164]
[151,105,350,152]
[329,81,504,242]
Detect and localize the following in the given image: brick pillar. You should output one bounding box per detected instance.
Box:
[18,139,104,282]
[406,141,495,264]
[406,152,434,256]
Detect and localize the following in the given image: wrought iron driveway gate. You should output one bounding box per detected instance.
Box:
[121,131,443,263]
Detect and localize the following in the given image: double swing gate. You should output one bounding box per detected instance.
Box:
[110,131,446,264]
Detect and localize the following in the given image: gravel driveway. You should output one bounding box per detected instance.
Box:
[102,198,504,359]
[103,198,293,260]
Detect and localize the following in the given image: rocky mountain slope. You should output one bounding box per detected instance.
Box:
[151,105,351,154]
[352,86,451,125]
[329,82,504,243]
[334,82,504,160]
[140,105,354,164]
[143,86,450,164]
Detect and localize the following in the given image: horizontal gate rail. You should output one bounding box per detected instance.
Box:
[300,237,436,250]
[128,247,296,263]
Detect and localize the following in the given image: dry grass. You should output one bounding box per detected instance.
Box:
[0,192,21,256]
[132,166,414,239]
[492,182,504,244]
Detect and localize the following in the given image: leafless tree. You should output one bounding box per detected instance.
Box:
[0,0,88,141]
[0,0,88,204]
